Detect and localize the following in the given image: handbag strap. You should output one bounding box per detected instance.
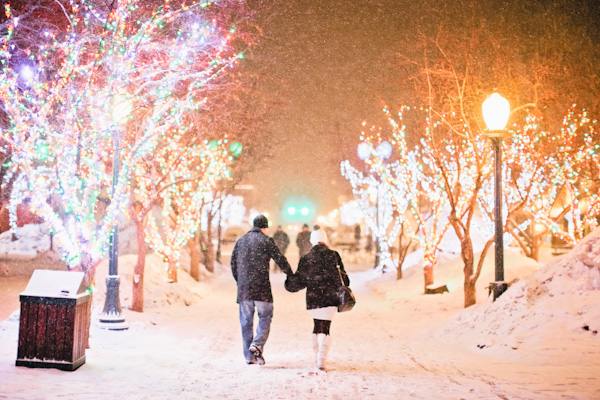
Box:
[336,266,347,287]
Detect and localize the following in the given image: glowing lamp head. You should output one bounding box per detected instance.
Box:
[20,65,35,84]
[112,96,133,124]
[482,93,510,131]
[376,141,392,160]
[357,142,371,160]
[369,191,377,204]
[300,206,310,216]
[287,206,297,216]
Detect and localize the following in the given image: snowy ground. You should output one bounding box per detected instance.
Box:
[1,233,599,399]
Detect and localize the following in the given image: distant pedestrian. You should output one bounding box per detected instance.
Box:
[231,214,293,365]
[353,223,361,251]
[287,228,349,370]
[272,225,290,272]
[296,223,312,258]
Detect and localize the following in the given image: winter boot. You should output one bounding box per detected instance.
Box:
[316,333,332,370]
[249,345,265,365]
[311,333,319,364]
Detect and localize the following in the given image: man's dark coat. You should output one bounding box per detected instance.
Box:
[231,227,292,303]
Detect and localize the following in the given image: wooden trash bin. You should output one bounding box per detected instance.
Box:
[16,270,90,371]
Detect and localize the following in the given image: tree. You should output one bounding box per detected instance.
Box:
[0,0,247,286]
[406,138,452,292]
[503,107,600,257]
[340,132,407,272]
[128,136,231,311]
[135,140,230,284]
[385,107,453,289]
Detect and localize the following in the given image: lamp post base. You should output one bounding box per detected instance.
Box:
[492,281,508,301]
[98,316,129,331]
[99,275,128,330]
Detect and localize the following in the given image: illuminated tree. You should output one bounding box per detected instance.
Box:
[475,160,528,258]
[340,122,408,271]
[129,134,240,311]
[341,160,400,271]
[532,107,600,244]
[134,139,230,284]
[503,107,600,259]
[386,108,452,290]
[342,107,455,287]
[190,192,245,275]
[0,0,246,284]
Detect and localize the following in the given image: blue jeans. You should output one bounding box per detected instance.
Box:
[239,300,274,362]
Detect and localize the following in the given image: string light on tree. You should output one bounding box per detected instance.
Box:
[341,113,413,271]
[1,0,247,282]
[135,138,232,282]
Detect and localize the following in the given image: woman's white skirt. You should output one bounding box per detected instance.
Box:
[309,306,337,321]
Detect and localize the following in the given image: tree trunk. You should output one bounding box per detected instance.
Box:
[464,278,476,308]
[461,238,476,308]
[81,258,95,349]
[216,200,223,263]
[397,259,403,280]
[531,234,541,261]
[203,235,215,273]
[189,230,201,281]
[396,223,413,280]
[448,213,477,308]
[167,259,178,283]
[202,212,215,273]
[131,218,146,312]
[423,262,434,293]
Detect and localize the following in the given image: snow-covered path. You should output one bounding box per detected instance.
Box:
[1,251,599,399]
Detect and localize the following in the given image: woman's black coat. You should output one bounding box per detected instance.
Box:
[293,244,350,310]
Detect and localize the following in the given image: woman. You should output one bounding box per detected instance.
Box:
[290,227,350,370]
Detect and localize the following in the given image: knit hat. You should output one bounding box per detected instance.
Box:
[310,229,328,246]
[253,214,269,229]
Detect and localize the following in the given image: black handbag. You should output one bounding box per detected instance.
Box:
[337,268,355,312]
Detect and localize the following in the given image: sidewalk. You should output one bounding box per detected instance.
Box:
[0,253,598,399]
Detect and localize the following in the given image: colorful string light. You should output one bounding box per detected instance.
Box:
[0,0,245,277]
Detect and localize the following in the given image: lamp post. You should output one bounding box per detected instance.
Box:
[99,96,133,330]
[482,93,510,301]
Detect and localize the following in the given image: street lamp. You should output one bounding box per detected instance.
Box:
[99,95,133,330]
[482,93,510,301]
[357,142,371,161]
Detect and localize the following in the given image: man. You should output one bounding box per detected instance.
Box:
[296,223,312,258]
[231,214,293,365]
[354,223,361,251]
[272,225,290,272]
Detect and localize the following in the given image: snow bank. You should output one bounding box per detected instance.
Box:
[92,253,218,311]
[0,224,51,259]
[443,227,600,352]
[0,220,139,263]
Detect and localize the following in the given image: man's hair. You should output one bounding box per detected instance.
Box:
[253,214,269,229]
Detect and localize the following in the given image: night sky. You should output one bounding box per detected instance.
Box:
[243,0,415,222]
[241,0,600,224]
